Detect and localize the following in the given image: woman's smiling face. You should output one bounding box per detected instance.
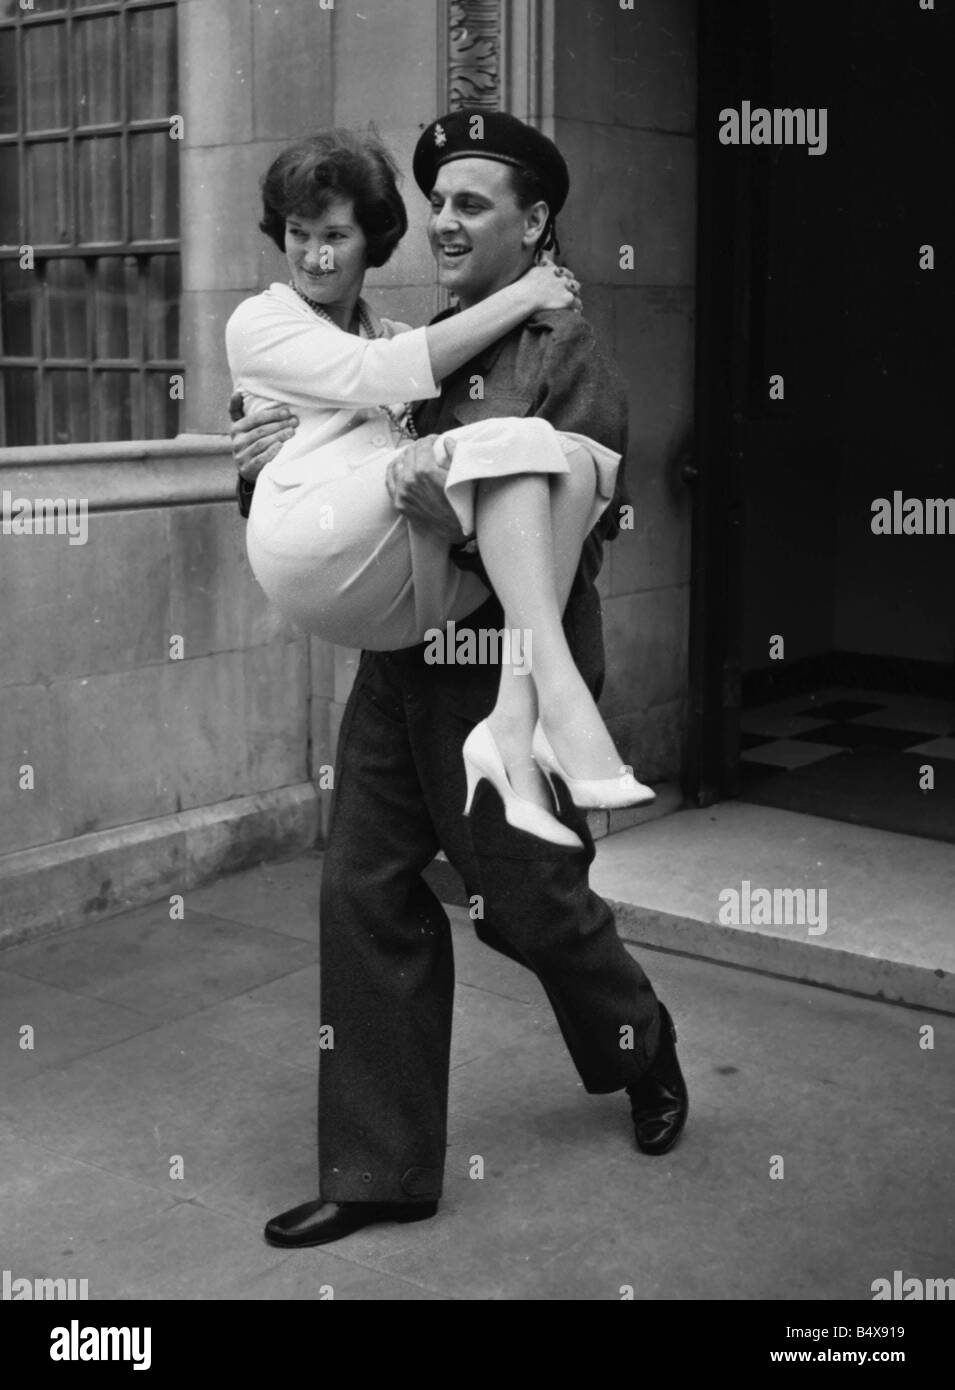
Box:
[285,199,368,307]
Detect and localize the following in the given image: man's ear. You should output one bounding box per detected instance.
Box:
[521,199,550,249]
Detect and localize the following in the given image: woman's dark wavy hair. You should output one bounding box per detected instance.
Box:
[259,129,408,268]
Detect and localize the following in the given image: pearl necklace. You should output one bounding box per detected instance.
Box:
[289,281,418,440]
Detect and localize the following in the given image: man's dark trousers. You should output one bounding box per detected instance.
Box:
[317,589,662,1205]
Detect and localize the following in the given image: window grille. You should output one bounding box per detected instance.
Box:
[0,0,180,445]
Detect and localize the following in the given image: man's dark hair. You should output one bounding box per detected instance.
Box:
[259,129,408,268]
[506,164,557,255]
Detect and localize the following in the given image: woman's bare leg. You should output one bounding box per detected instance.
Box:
[476,449,625,805]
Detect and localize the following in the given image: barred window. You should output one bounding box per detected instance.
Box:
[0,0,180,446]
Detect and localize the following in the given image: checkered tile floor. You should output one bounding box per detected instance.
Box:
[741,689,955,767]
[737,687,955,843]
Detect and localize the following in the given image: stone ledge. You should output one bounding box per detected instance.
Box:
[591,805,955,1016]
[608,902,953,1017]
[0,434,235,512]
[0,783,320,951]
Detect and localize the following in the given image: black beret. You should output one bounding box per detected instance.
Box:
[413,109,570,215]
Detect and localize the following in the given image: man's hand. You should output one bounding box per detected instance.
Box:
[228,391,299,483]
[386,436,467,545]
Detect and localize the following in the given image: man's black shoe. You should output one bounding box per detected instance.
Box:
[626,1002,688,1155]
[264,1197,438,1248]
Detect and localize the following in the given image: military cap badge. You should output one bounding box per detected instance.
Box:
[434,123,447,147]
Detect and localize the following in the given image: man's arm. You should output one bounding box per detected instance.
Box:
[229,392,298,518]
[392,309,629,542]
[516,311,631,540]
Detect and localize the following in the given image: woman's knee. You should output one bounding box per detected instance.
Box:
[487,415,564,456]
[556,443,599,505]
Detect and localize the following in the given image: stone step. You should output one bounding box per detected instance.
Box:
[430,796,955,1015]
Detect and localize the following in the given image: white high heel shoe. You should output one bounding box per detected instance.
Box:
[463,720,584,850]
[532,723,656,810]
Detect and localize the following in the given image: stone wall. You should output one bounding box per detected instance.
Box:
[0,440,321,943]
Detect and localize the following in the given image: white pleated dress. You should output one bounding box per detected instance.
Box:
[226,283,621,650]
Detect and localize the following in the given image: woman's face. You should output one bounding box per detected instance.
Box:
[285,198,368,307]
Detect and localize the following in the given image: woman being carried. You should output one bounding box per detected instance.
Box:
[226,131,653,848]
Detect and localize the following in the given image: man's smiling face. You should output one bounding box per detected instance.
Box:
[427,158,548,308]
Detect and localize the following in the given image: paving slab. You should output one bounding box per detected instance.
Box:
[0,1124,175,1283]
[188,1119,319,1229]
[0,970,153,1099]
[0,1018,316,1201]
[218,1249,451,1301]
[0,901,317,1022]
[446,914,545,1006]
[63,1199,295,1302]
[189,965,322,1072]
[449,980,559,1071]
[183,852,323,943]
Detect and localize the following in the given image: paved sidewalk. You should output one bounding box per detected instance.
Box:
[1,851,952,1301]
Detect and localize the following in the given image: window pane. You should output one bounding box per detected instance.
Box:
[95,254,137,358]
[77,133,123,240]
[46,256,88,357]
[48,367,90,443]
[0,29,17,134]
[27,139,73,242]
[145,369,177,437]
[3,366,37,443]
[75,15,120,126]
[0,144,19,242]
[1,258,38,354]
[130,130,177,240]
[145,253,177,358]
[24,22,67,129]
[129,4,177,121]
[93,368,133,440]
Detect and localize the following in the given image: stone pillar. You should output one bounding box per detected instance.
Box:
[552,0,697,782]
[177,0,336,434]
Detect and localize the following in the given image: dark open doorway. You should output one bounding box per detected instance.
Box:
[686,0,953,842]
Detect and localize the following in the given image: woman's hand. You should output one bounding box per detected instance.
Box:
[521,259,582,314]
